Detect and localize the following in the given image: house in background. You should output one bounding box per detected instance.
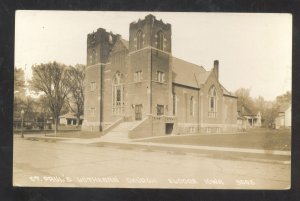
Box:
[59,113,84,126]
[275,103,291,129]
[237,105,262,129]
[237,115,247,131]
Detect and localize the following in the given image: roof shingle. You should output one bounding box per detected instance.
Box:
[120,39,129,49]
[172,57,210,88]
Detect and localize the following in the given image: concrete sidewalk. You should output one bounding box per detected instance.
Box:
[23,134,291,157]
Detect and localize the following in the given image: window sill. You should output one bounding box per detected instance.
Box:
[152,80,167,84]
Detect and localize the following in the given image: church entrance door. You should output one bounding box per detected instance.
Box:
[135,104,142,121]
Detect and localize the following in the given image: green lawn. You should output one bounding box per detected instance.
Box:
[136,129,291,151]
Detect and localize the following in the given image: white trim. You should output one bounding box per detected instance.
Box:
[177,123,237,128]
[86,62,111,70]
[82,121,101,126]
[129,46,170,55]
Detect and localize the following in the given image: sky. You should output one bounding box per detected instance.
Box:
[15,11,292,101]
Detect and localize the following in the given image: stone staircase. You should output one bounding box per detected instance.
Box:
[101,121,142,141]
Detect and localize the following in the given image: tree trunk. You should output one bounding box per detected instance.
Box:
[54,117,58,136]
[76,116,80,128]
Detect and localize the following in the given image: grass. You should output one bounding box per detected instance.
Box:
[136,129,291,151]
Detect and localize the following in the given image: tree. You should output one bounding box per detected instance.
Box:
[65,64,85,127]
[22,97,38,121]
[234,88,255,113]
[14,67,26,119]
[14,67,26,98]
[276,91,291,105]
[234,88,291,128]
[30,62,70,135]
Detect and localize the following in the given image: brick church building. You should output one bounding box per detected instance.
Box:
[82,14,238,139]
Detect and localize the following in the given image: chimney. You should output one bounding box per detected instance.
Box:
[213,60,219,79]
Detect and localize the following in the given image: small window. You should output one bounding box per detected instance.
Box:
[134,71,142,82]
[90,82,96,91]
[156,71,165,83]
[157,105,164,116]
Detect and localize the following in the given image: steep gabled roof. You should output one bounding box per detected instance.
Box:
[120,39,129,49]
[220,84,234,96]
[172,57,210,88]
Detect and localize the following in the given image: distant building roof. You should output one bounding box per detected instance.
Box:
[59,113,83,119]
[237,115,247,120]
[172,57,210,88]
[238,105,256,116]
[278,103,291,113]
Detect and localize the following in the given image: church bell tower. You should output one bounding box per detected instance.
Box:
[82,28,119,131]
[128,14,173,118]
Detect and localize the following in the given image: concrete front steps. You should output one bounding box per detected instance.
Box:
[101,121,141,141]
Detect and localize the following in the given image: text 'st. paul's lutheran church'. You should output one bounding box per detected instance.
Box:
[82,14,238,138]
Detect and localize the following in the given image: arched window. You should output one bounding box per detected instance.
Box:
[112,72,124,115]
[157,31,164,50]
[136,30,143,50]
[190,96,194,116]
[208,86,217,118]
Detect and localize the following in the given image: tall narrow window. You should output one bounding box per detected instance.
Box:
[116,89,121,105]
[208,86,217,118]
[157,31,164,50]
[112,72,124,115]
[190,96,194,116]
[136,30,143,50]
[173,94,177,115]
[157,105,164,116]
[92,49,96,64]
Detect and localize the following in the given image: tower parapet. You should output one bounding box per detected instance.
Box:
[87,28,120,66]
[129,14,171,53]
